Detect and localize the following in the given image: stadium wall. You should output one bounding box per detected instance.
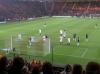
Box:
[52,16,100,18]
[28,16,50,20]
[0,21,6,24]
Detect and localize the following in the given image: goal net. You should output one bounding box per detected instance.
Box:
[4,36,50,57]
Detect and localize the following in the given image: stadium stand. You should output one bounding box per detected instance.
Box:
[0,0,100,21]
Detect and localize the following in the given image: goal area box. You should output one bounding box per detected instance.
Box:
[4,36,50,57]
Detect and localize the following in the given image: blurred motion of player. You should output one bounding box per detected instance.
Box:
[63,30,66,38]
[39,29,41,35]
[44,22,46,27]
[42,35,46,42]
[95,24,98,28]
[27,38,31,48]
[60,35,63,44]
[77,37,80,46]
[18,34,21,41]
[85,34,88,41]
[60,29,63,35]
[73,33,76,41]
[45,34,48,39]
[67,37,70,45]
[31,35,34,44]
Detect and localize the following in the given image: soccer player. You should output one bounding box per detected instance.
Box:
[44,22,46,27]
[77,37,80,46]
[63,30,66,38]
[31,35,34,43]
[27,38,31,48]
[95,24,98,28]
[45,34,48,39]
[39,29,41,35]
[42,35,46,42]
[67,37,70,45]
[85,34,88,41]
[73,33,76,41]
[60,29,63,35]
[60,35,63,44]
[5,49,9,54]
[18,34,21,41]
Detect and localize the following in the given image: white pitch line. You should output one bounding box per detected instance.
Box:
[53,53,100,60]
[82,48,88,57]
[53,53,80,57]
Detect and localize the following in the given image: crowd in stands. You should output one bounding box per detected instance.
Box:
[0,55,100,74]
[0,0,47,21]
[0,0,100,22]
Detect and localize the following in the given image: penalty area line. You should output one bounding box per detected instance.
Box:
[52,53,100,60]
[82,48,88,57]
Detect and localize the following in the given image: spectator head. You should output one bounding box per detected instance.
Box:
[0,56,8,69]
[72,64,83,74]
[42,61,53,74]
[86,61,100,72]
[38,61,43,67]
[13,56,24,69]
[31,65,40,74]
[30,59,37,66]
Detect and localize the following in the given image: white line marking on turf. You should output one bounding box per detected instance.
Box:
[53,53,100,60]
[53,53,79,57]
[82,48,88,57]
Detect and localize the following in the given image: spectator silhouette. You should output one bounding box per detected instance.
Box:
[8,56,27,74]
[31,65,40,74]
[0,56,8,74]
[42,61,53,74]
[86,61,100,74]
[72,64,83,74]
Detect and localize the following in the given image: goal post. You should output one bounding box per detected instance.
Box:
[4,36,50,57]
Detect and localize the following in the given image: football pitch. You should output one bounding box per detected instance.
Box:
[0,17,100,67]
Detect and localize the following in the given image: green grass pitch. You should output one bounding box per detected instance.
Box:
[0,17,100,67]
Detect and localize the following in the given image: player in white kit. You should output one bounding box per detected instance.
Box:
[67,37,70,45]
[18,34,21,41]
[42,35,46,42]
[39,29,41,35]
[63,30,66,38]
[31,35,34,43]
[60,35,63,44]
[60,29,63,35]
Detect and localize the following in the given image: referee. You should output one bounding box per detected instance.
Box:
[73,33,76,41]
[45,34,48,39]
[86,34,88,41]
